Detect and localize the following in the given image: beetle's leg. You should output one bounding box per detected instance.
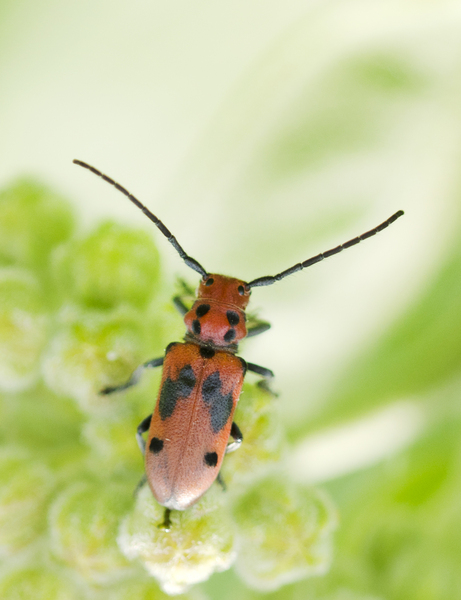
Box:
[136,414,152,454]
[246,362,277,396]
[178,278,196,296]
[172,296,189,316]
[100,357,164,395]
[217,423,244,492]
[246,321,271,338]
[247,362,274,378]
[133,417,151,497]
[172,279,196,315]
[158,508,172,531]
[216,472,227,491]
[133,474,147,497]
[226,422,243,454]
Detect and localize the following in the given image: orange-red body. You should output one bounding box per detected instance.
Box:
[145,341,245,510]
[145,274,250,510]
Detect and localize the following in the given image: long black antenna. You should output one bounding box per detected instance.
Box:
[73,160,208,278]
[246,210,404,289]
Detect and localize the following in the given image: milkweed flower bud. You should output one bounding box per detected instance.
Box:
[49,480,133,585]
[42,306,149,414]
[0,563,81,600]
[232,474,337,591]
[0,448,55,556]
[0,268,48,392]
[118,484,236,595]
[0,179,74,272]
[108,576,208,600]
[54,222,161,309]
[221,382,284,487]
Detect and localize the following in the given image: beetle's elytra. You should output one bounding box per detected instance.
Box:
[74,159,404,529]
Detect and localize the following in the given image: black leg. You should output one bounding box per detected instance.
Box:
[226,421,243,454]
[159,508,172,531]
[173,296,189,316]
[246,362,277,396]
[247,362,274,379]
[172,279,196,316]
[216,472,227,491]
[218,422,243,492]
[133,474,147,497]
[246,321,271,338]
[100,357,164,395]
[136,414,152,454]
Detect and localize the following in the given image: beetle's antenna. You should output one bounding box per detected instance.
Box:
[73,160,208,278]
[246,210,404,289]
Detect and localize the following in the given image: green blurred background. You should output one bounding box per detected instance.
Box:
[1,0,461,599]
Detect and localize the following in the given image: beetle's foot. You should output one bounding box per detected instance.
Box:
[158,508,172,531]
[99,386,115,395]
[257,379,278,398]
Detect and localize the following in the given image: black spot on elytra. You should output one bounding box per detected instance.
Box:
[202,371,233,433]
[200,346,215,359]
[224,329,236,343]
[149,437,164,453]
[204,451,218,467]
[196,304,210,318]
[192,319,201,335]
[226,310,240,326]
[165,342,178,354]
[159,364,196,420]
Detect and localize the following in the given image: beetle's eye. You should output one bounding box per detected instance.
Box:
[238,285,245,295]
[205,277,214,287]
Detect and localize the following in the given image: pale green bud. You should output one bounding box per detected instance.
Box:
[0,179,74,272]
[42,306,149,414]
[82,369,162,473]
[0,563,81,600]
[221,382,283,487]
[49,480,133,585]
[54,222,160,309]
[0,448,55,556]
[0,268,48,392]
[82,409,145,473]
[107,576,207,600]
[232,474,337,591]
[118,484,235,595]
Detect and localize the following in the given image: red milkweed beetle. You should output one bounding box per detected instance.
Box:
[74,159,404,530]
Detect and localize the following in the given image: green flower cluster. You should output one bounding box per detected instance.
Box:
[0,179,336,598]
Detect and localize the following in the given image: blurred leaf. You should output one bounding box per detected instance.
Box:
[311,412,461,600]
[290,236,461,437]
[261,53,427,179]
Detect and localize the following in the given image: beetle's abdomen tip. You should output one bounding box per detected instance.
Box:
[157,492,200,511]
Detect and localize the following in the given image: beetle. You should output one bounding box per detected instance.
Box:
[74,159,403,529]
